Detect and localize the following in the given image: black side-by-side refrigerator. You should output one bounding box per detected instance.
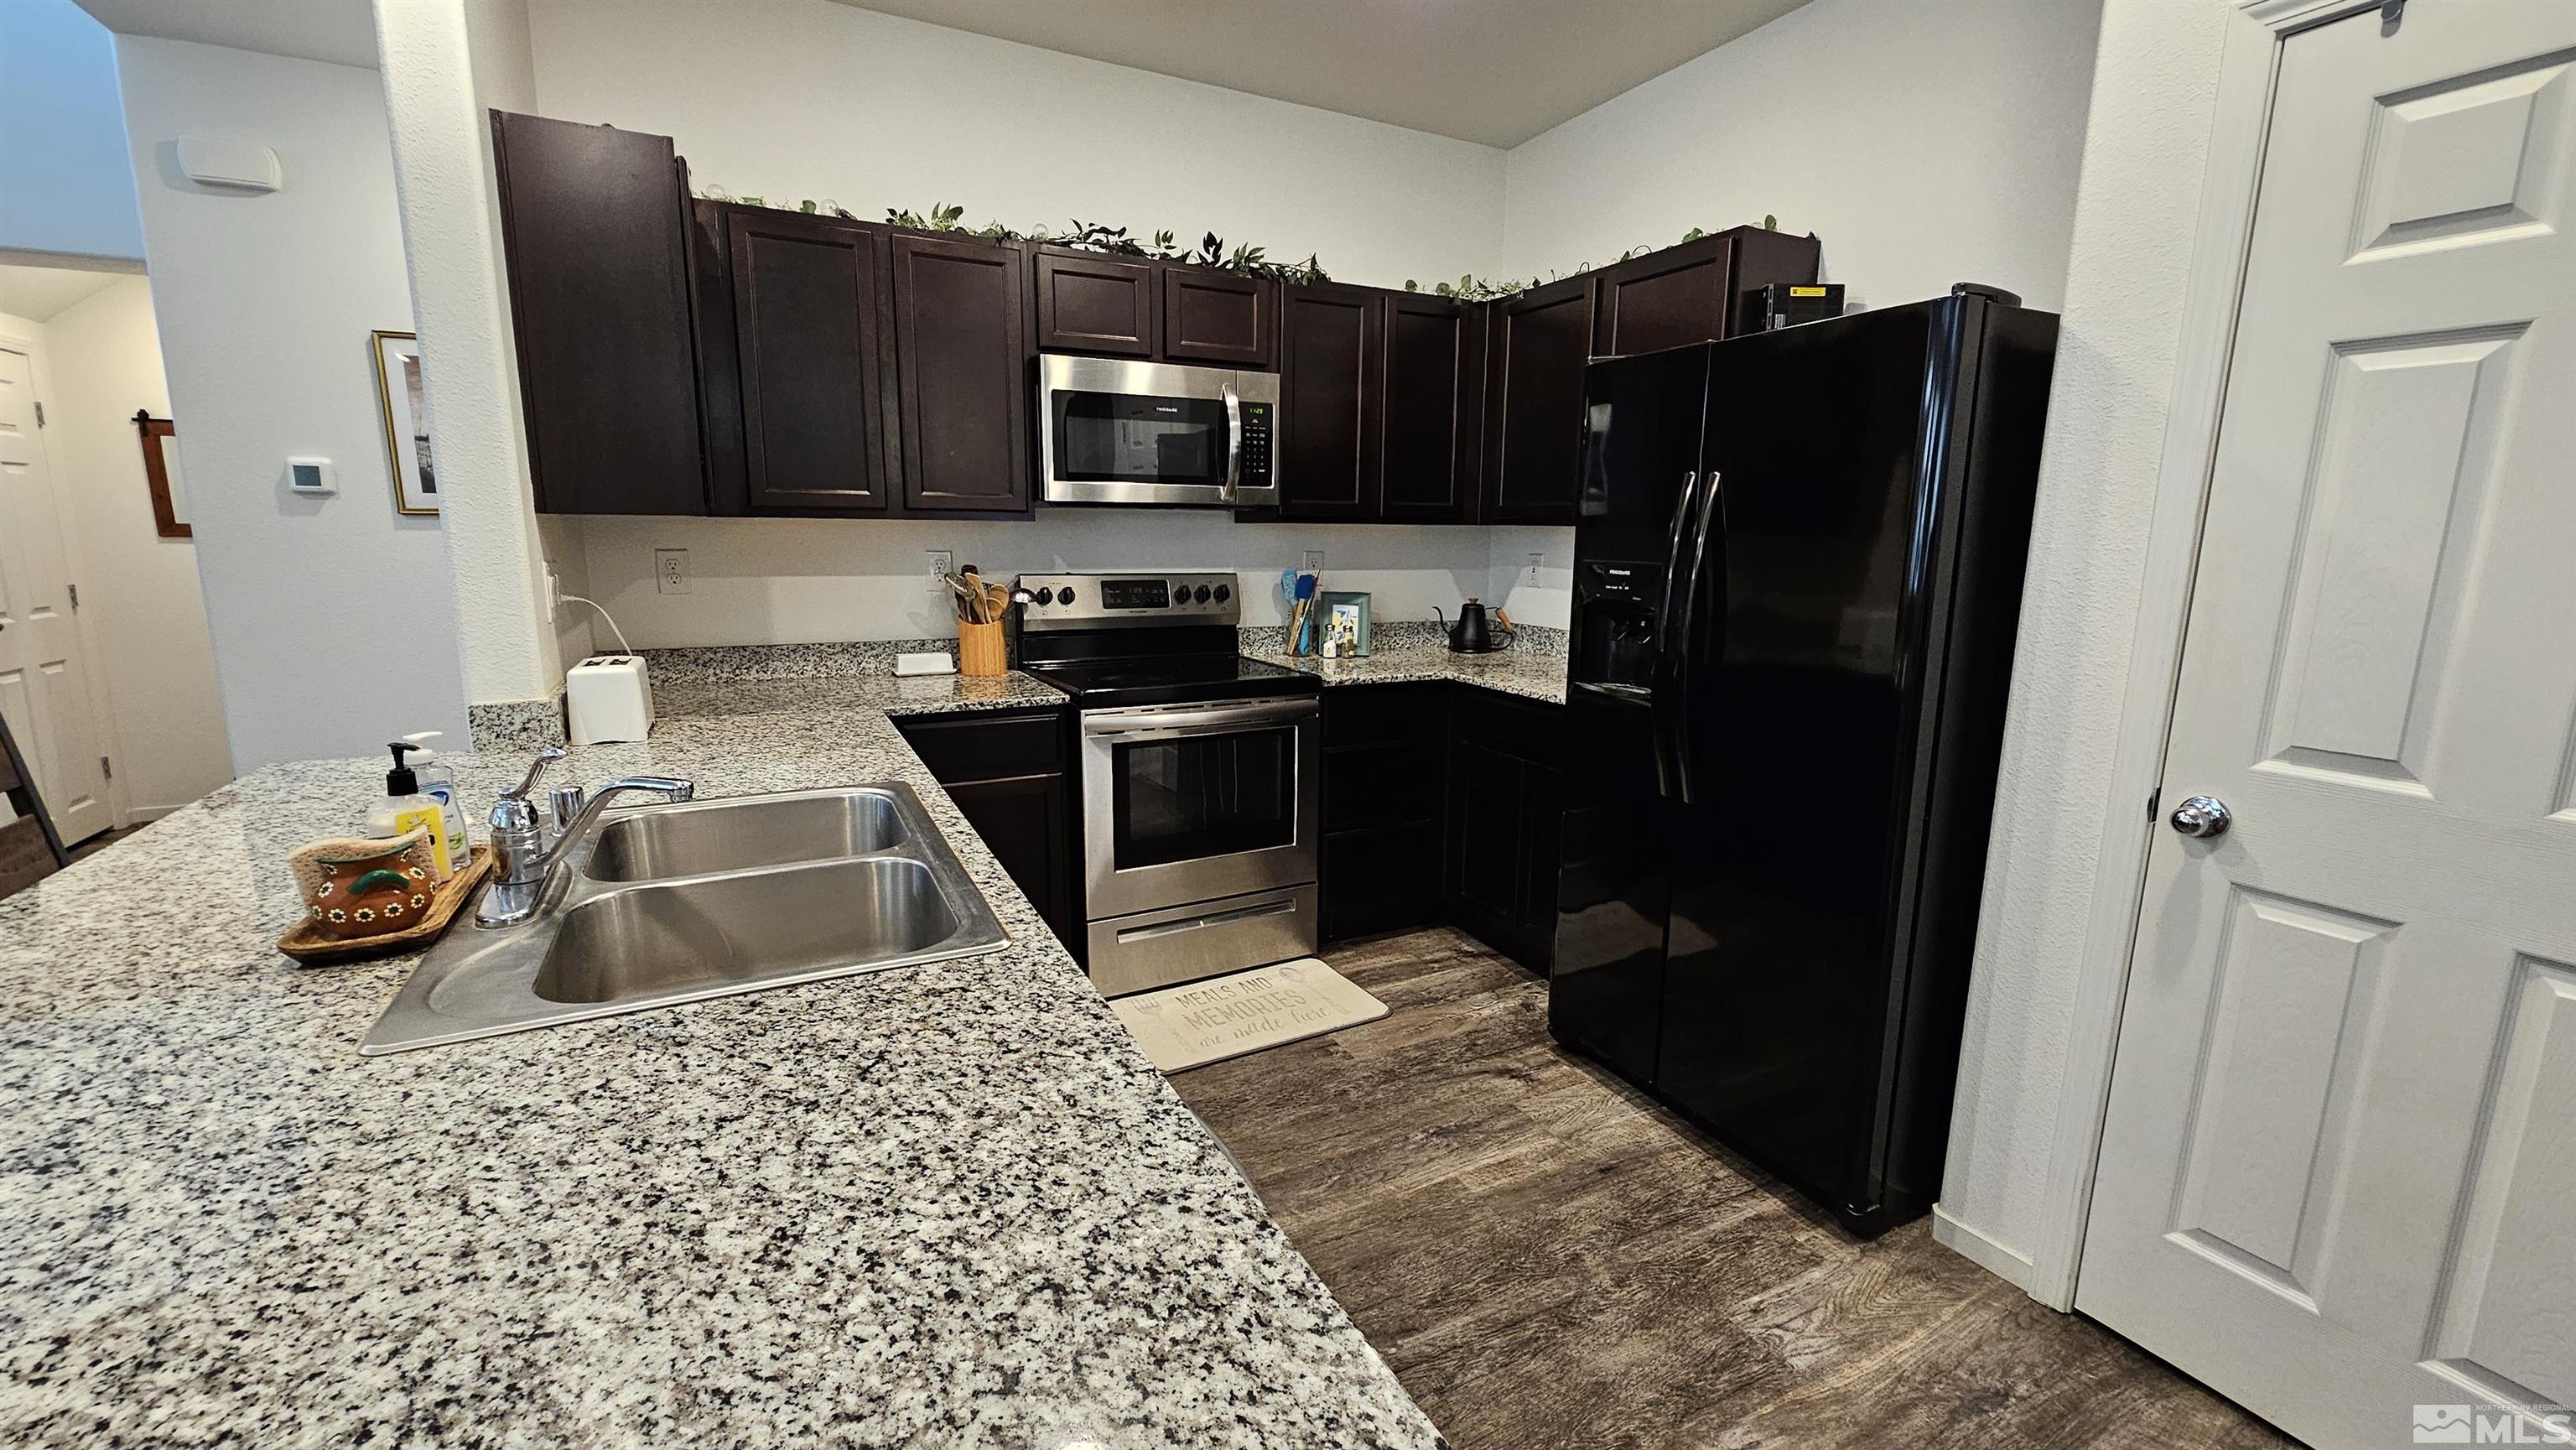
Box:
[1550,288,2059,1237]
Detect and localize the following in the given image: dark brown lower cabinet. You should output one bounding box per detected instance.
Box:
[1443,688,1566,972]
[1315,681,1565,971]
[893,706,1078,952]
[1319,683,1447,941]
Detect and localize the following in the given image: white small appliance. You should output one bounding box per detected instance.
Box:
[565,655,653,745]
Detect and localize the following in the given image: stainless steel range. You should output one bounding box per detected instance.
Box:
[1015,571,1321,997]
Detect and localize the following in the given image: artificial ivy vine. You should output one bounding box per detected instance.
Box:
[697,186,1784,298]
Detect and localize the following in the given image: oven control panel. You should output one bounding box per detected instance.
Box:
[1016,571,1240,628]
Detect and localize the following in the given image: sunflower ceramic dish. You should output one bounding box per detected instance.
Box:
[278,834,492,965]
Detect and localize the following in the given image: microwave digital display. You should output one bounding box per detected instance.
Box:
[1098,579,1170,610]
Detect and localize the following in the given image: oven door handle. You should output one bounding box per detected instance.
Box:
[1219,379,1244,502]
[1083,697,1317,736]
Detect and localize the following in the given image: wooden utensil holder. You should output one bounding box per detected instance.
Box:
[958,620,1007,677]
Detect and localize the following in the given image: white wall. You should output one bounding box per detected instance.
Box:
[117,36,473,772]
[1500,0,2104,312]
[34,274,231,816]
[1483,525,1576,631]
[573,512,1502,649]
[527,0,1505,293]
[0,0,147,262]
[1934,0,2235,1289]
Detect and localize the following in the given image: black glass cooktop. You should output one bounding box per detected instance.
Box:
[1021,654,1320,709]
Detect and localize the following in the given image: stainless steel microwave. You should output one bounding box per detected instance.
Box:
[1036,355,1280,507]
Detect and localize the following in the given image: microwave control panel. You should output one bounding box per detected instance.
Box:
[1238,401,1273,491]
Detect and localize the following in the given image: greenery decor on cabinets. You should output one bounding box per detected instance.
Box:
[695,185,861,220]
[1402,221,1792,299]
[701,186,1336,285]
[1405,273,1530,301]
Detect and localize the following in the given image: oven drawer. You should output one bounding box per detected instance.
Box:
[1088,885,1318,998]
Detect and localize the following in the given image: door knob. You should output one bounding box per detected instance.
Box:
[2169,795,2231,838]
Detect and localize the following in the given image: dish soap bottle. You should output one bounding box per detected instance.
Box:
[398,730,470,875]
[367,742,455,881]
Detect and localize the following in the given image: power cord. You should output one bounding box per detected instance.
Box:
[558,595,634,656]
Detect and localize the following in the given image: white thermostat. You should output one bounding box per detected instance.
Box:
[287,456,336,495]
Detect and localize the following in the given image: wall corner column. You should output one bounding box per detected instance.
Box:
[371,0,563,751]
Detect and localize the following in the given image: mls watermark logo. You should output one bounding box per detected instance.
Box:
[2415,1404,2576,1444]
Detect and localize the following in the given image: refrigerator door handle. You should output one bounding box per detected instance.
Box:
[1675,470,1726,802]
[1654,470,1701,799]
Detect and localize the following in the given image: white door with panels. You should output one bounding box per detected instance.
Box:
[0,346,112,845]
[2080,4,2576,1447]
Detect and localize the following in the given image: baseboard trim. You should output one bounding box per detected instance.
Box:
[1931,1203,2038,1295]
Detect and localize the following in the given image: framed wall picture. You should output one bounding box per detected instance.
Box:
[1320,590,1372,657]
[371,330,438,515]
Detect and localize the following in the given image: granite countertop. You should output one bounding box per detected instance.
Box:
[1248,637,1569,705]
[652,667,1068,721]
[0,677,1440,1447]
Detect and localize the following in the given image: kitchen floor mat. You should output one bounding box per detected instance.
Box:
[1109,957,1388,1073]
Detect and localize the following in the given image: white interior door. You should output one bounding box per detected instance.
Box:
[0,346,112,845]
[2079,5,2576,1447]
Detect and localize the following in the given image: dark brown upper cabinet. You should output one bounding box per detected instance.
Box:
[1033,247,1157,358]
[1592,225,1822,356]
[1163,267,1276,368]
[1274,282,1383,520]
[1482,272,1598,524]
[1378,291,1485,522]
[716,208,895,513]
[891,232,1033,516]
[491,111,705,515]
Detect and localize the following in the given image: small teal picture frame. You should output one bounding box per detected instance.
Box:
[1320,591,1372,657]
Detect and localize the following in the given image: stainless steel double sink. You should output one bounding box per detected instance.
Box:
[361,784,1010,1054]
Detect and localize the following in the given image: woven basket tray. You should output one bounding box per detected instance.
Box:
[277,845,492,965]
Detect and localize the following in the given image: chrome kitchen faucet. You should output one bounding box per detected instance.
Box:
[477,746,694,928]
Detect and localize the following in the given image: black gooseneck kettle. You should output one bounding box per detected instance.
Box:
[1436,597,1514,654]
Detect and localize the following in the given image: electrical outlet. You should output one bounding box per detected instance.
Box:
[1301,549,1325,574]
[1525,552,1545,587]
[655,548,691,595]
[925,550,953,591]
[543,567,561,621]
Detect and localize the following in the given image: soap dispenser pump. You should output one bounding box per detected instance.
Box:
[366,742,455,880]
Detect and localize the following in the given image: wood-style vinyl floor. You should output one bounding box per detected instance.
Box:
[1170,928,2296,1450]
